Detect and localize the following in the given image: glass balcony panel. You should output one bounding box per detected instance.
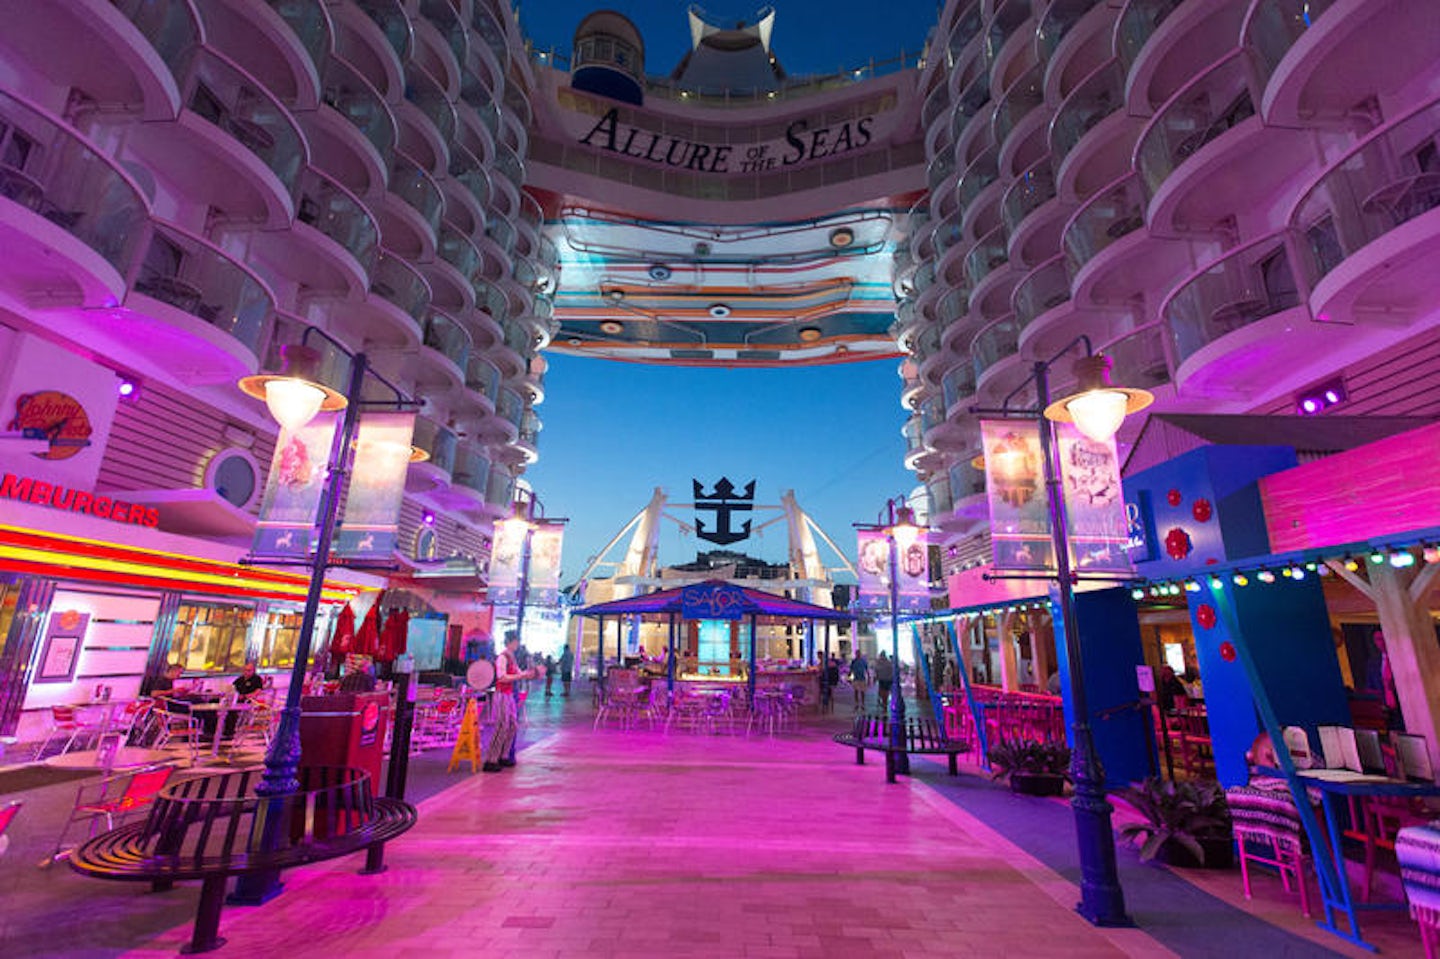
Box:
[994,64,1044,147]
[405,66,457,144]
[923,82,951,131]
[486,215,517,254]
[185,49,305,191]
[419,0,468,65]
[950,70,992,143]
[321,58,396,161]
[390,153,444,233]
[495,143,524,187]
[928,471,954,516]
[1037,0,1099,62]
[944,2,986,67]
[370,250,431,324]
[438,224,481,280]
[913,324,942,363]
[1245,0,1340,80]
[497,387,523,426]
[452,446,490,496]
[134,225,273,352]
[928,151,956,191]
[485,463,512,507]
[1099,323,1171,390]
[972,315,1021,381]
[1115,0,1185,71]
[919,395,947,433]
[937,287,969,326]
[902,416,925,452]
[355,0,411,60]
[985,0,1031,68]
[1164,235,1301,366]
[410,416,457,473]
[296,167,379,270]
[466,353,502,401]
[913,260,936,294]
[950,458,987,499]
[1063,172,1147,273]
[957,144,999,209]
[503,319,532,358]
[1013,256,1072,331]
[1001,156,1057,236]
[519,409,541,445]
[934,211,965,253]
[112,0,198,76]
[470,5,511,74]
[964,227,1009,289]
[0,90,149,274]
[424,309,472,369]
[266,0,331,72]
[1136,53,1260,196]
[1291,98,1440,285]
[942,362,978,409]
[475,279,510,324]
[1050,58,1125,164]
[449,144,492,209]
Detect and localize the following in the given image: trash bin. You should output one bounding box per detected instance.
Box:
[299,691,391,787]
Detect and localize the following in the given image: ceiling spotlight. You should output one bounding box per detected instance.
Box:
[828,227,855,249]
[423,511,436,526]
[117,377,139,401]
[708,303,731,317]
[1131,587,1145,601]
[599,320,625,334]
[647,264,672,281]
[567,337,582,346]
[798,326,822,342]
[606,288,625,301]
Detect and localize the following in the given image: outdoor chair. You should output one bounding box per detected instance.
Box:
[0,801,19,857]
[48,764,175,864]
[1396,820,1440,958]
[1227,783,1313,917]
[37,705,100,757]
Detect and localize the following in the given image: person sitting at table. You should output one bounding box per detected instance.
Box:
[146,663,187,699]
[232,662,264,701]
[339,655,377,692]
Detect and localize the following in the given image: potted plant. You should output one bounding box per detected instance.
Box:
[1118,777,1234,868]
[986,739,1071,796]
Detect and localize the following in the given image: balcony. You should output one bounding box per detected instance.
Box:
[927,472,954,518]
[420,308,472,387]
[0,89,150,301]
[927,150,957,194]
[419,0,469,72]
[447,445,491,506]
[465,353,502,407]
[1114,0,1185,73]
[405,62,458,148]
[475,278,511,327]
[1050,57,1129,194]
[1162,232,1324,396]
[516,409,540,463]
[972,314,1022,387]
[388,151,444,239]
[1012,255,1072,344]
[438,223,483,283]
[923,80,952,138]
[320,56,397,169]
[993,63,1046,164]
[266,0,332,79]
[295,167,380,276]
[355,0,411,62]
[89,0,201,117]
[1064,172,1146,275]
[369,249,431,332]
[1135,51,1258,197]
[1291,96,1440,324]
[1036,0,1101,63]
[942,361,978,410]
[985,0,1033,72]
[485,464,513,511]
[963,226,1010,294]
[1001,155,1060,261]
[950,70,994,155]
[409,415,457,487]
[469,3,511,77]
[947,458,989,529]
[956,143,1000,221]
[1097,322,1172,394]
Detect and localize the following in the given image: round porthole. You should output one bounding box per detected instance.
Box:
[205,448,260,510]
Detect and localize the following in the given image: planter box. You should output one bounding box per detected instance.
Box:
[1155,835,1235,869]
[1010,772,1067,797]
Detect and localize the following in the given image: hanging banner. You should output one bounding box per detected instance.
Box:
[1057,425,1132,574]
[486,516,527,605]
[853,529,930,612]
[526,521,565,606]
[981,420,1054,571]
[335,411,416,559]
[252,413,338,557]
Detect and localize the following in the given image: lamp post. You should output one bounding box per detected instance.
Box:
[856,497,924,775]
[496,491,567,660]
[973,340,1152,928]
[237,330,416,798]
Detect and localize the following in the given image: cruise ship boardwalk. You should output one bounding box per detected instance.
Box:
[0,696,1423,958]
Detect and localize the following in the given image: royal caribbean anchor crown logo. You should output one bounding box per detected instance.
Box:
[8,391,93,460]
[693,476,756,546]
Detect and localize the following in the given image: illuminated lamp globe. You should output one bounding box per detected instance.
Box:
[1044,353,1153,442]
[889,503,920,551]
[238,346,348,433]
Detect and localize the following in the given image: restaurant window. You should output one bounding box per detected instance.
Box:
[171,601,253,673]
[256,606,305,670]
[0,580,19,659]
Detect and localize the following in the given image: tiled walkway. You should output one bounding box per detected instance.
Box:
[0,694,1424,958]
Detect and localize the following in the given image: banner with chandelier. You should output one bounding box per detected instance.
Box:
[853,528,930,611]
[334,411,417,560]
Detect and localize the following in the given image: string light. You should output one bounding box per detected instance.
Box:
[1257,570,1276,584]
[1390,551,1416,568]
[1232,573,1249,586]
[1344,556,1360,571]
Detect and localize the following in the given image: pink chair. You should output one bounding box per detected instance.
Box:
[1227,784,1312,917]
[50,764,174,862]
[0,801,20,857]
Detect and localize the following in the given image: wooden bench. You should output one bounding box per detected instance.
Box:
[69,765,415,954]
[834,712,970,783]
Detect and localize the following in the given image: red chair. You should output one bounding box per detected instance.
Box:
[37,705,99,757]
[0,801,20,857]
[49,764,175,863]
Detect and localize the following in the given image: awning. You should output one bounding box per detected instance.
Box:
[576,578,851,622]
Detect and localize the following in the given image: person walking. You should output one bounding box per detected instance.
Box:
[559,644,574,697]
[874,651,895,709]
[848,650,870,712]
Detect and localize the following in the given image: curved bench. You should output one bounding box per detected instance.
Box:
[70,766,416,953]
[835,711,970,783]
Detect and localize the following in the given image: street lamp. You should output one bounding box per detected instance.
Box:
[237,328,416,798]
[973,339,1152,928]
[495,491,567,656]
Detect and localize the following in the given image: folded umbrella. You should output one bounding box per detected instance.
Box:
[328,603,356,661]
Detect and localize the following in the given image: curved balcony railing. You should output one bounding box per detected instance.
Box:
[936,287,969,327]
[913,259,937,295]
[1050,57,1125,165]
[475,278,510,325]
[972,314,1022,382]
[923,81,952,133]
[438,223,482,281]
[265,0,331,74]
[1291,96,1440,285]
[114,0,201,76]
[994,63,1045,148]
[460,52,501,115]
[902,415,926,455]
[1135,50,1261,197]
[424,308,472,370]
[942,1,986,65]
[501,82,533,134]
[494,142,524,189]
[321,56,396,163]
[295,167,379,271]
[389,152,444,234]
[985,0,1032,69]
[1013,255,1072,332]
[950,458,987,500]
[1001,155,1058,236]
[451,445,491,496]
[502,319,533,360]
[1115,0,1185,72]
[405,64,457,145]
[942,361,978,409]
[1163,232,1301,366]
[410,416,457,474]
[470,4,511,76]
[957,144,1000,210]
[919,394,947,434]
[1037,0,1100,62]
[1244,0,1340,81]
[950,69,993,144]
[466,353,502,402]
[1063,171,1147,273]
[182,46,306,192]
[486,464,513,508]
[133,223,273,353]
[496,387,524,427]
[912,322,943,363]
[1098,323,1171,390]
[964,226,1010,289]
[486,215,517,255]
[0,89,150,275]
[929,471,955,516]
[934,210,965,254]
[355,0,411,62]
[370,249,431,325]
[419,0,469,66]
[449,142,492,211]
[518,409,541,447]
[928,151,957,193]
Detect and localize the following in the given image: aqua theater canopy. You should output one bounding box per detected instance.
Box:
[575,579,850,623]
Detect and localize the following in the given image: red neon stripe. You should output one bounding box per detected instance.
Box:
[0,557,347,604]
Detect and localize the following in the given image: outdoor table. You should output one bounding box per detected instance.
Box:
[184,700,254,758]
[75,698,137,738]
[1295,768,1440,949]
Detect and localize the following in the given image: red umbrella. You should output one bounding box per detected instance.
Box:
[328,603,356,661]
[355,600,382,658]
[377,606,407,663]
[394,608,410,657]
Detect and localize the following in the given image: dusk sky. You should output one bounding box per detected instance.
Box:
[517,2,941,584]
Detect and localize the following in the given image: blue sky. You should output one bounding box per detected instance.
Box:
[517,2,941,582]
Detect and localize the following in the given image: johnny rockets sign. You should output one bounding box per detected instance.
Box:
[0,472,160,527]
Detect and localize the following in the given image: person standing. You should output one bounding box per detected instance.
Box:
[559,644,574,697]
[483,631,540,772]
[848,650,870,711]
[874,651,895,709]
[544,654,557,697]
